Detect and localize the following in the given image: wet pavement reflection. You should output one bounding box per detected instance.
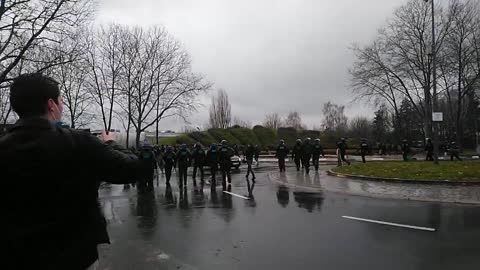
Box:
[98,169,480,270]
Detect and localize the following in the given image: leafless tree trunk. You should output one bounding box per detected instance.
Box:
[209,89,231,129]
[285,111,304,130]
[263,113,282,129]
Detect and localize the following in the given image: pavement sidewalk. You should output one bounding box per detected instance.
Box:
[268,168,480,205]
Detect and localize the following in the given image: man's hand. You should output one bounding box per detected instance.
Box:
[100,130,117,143]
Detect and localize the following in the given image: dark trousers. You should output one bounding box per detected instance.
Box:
[210,164,217,184]
[246,159,255,179]
[193,164,204,181]
[451,153,462,161]
[220,164,231,185]
[165,164,173,182]
[340,152,350,165]
[178,165,188,185]
[303,158,310,174]
[146,170,154,191]
[426,152,434,161]
[361,154,366,163]
[402,153,408,161]
[278,158,286,172]
[294,158,301,171]
[312,156,320,170]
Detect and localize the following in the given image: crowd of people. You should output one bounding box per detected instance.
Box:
[131,139,250,192]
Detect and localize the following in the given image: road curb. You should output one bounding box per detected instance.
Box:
[327,170,480,186]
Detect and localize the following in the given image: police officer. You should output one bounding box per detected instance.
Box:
[401,139,410,161]
[448,141,462,161]
[206,143,219,188]
[301,138,312,174]
[254,145,260,165]
[163,146,176,184]
[292,139,303,171]
[218,140,234,188]
[312,138,325,171]
[138,143,157,192]
[192,143,206,185]
[275,139,289,172]
[360,138,369,164]
[176,144,191,188]
[336,138,350,166]
[425,138,434,161]
[244,144,256,182]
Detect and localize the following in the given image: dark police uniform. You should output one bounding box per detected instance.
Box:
[192,145,206,184]
[276,143,289,172]
[311,143,324,171]
[360,141,369,164]
[425,140,434,161]
[163,148,176,184]
[245,145,256,180]
[176,147,191,187]
[292,141,303,171]
[219,144,234,186]
[206,144,219,187]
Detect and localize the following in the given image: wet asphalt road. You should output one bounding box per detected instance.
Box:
[98,166,480,270]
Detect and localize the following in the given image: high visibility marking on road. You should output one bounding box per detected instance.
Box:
[223,191,250,200]
[342,216,436,232]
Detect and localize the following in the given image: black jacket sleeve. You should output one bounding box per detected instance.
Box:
[80,133,143,184]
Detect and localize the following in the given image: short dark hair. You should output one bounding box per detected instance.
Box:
[10,73,60,118]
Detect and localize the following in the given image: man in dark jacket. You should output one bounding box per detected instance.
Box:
[312,138,325,171]
[275,140,289,172]
[163,146,176,184]
[191,143,206,185]
[425,138,434,161]
[360,138,369,164]
[138,143,157,192]
[219,140,234,188]
[291,139,303,171]
[176,144,191,187]
[448,141,462,161]
[301,138,313,174]
[336,138,350,166]
[245,144,256,181]
[206,144,219,188]
[1,73,145,270]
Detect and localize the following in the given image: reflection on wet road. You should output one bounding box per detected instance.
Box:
[98,170,480,270]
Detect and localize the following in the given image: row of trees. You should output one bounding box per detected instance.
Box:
[0,1,210,146]
[350,0,480,148]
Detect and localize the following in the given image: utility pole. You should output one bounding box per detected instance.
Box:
[426,0,440,164]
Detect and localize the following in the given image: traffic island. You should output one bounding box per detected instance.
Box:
[329,161,480,184]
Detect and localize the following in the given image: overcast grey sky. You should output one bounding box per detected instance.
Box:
[96,0,407,131]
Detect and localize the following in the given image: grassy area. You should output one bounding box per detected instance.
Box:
[332,161,480,181]
[229,127,261,146]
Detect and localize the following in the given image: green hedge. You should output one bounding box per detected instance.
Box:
[229,127,261,146]
[207,128,241,145]
[159,135,196,146]
[188,131,217,146]
[277,127,299,147]
[253,125,277,149]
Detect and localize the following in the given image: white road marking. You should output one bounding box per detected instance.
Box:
[342,216,436,232]
[223,191,250,200]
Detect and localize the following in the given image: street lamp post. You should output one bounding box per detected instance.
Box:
[426,0,439,164]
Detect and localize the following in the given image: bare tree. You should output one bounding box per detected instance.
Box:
[350,0,455,139]
[232,117,251,128]
[349,116,372,139]
[0,0,93,85]
[284,111,304,130]
[209,89,231,129]
[0,0,93,124]
[85,24,123,133]
[322,102,348,132]
[263,113,282,129]
[110,24,209,146]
